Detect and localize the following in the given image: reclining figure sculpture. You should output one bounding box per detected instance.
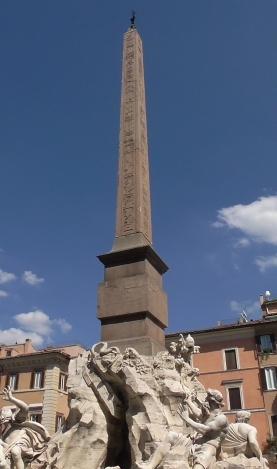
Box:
[0,387,50,469]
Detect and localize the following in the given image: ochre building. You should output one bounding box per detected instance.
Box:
[0,339,85,434]
[166,294,277,449]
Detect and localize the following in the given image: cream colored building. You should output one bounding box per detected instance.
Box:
[0,339,86,435]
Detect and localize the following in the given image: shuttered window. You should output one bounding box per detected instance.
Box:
[59,373,67,391]
[256,334,276,353]
[30,370,45,389]
[30,414,42,423]
[225,350,238,370]
[228,387,242,410]
[260,368,277,390]
[272,416,277,437]
[55,414,64,431]
[6,374,19,390]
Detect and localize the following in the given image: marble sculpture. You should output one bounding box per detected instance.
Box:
[0,334,268,469]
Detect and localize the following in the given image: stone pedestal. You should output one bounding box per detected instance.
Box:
[97,245,168,355]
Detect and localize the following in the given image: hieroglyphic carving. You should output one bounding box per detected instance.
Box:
[116,28,152,241]
[137,36,151,241]
[122,30,135,235]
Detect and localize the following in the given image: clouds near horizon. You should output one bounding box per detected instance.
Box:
[0,311,72,346]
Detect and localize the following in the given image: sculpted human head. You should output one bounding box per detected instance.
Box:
[0,407,12,425]
[169,342,177,354]
[185,334,195,350]
[206,388,225,408]
[235,410,251,423]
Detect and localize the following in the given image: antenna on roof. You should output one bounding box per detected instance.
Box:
[241,310,248,322]
[239,310,251,323]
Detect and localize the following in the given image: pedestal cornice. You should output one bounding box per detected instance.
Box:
[97,244,168,276]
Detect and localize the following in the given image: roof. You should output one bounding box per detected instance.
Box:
[166,316,277,338]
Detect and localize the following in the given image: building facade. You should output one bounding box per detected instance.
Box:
[166,295,277,450]
[0,339,86,435]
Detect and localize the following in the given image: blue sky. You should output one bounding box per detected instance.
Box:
[1,1,277,348]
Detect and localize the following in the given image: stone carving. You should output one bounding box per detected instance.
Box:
[0,387,50,469]
[168,334,200,383]
[116,27,152,241]
[7,334,266,469]
[135,388,228,469]
[36,334,202,469]
[178,389,228,469]
[218,411,269,469]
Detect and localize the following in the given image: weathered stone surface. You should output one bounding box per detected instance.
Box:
[0,334,267,469]
[96,25,168,355]
[40,335,205,469]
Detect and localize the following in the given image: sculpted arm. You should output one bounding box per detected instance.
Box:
[248,428,268,468]
[3,386,29,417]
[185,396,202,420]
[180,409,227,435]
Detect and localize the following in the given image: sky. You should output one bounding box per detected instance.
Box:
[1,1,277,348]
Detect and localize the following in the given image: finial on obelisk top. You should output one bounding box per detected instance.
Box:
[130,10,136,29]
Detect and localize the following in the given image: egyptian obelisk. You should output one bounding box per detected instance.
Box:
[97,14,168,355]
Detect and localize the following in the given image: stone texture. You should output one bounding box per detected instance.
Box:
[97,255,168,353]
[40,335,205,469]
[96,26,168,354]
[114,27,152,247]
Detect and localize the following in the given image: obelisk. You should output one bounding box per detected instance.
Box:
[97,15,168,355]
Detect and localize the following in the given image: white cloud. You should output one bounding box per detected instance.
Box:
[22,271,44,286]
[0,310,72,346]
[213,221,224,228]
[213,195,277,245]
[0,268,17,284]
[54,318,72,333]
[230,300,260,317]
[254,254,277,273]
[233,237,250,248]
[0,290,9,297]
[14,310,71,335]
[15,311,53,335]
[0,328,44,346]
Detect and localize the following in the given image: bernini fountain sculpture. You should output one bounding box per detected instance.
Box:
[0,334,268,469]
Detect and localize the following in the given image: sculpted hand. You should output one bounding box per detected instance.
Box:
[178,403,189,422]
[3,386,13,401]
[182,389,192,404]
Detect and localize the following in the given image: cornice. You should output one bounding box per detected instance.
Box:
[0,351,70,369]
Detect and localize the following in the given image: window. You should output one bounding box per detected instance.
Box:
[256,334,276,353]
[55,414,64,431]
[30,370,45,389]
[228,387,242,410]
[6,350,11,357]
[223,349,238,370]
[30,413,42,423]
[6,374,19,390]
[272,416,277,437]
[59,373,67,391]
[260,367,277,390]
[223,379,243,410]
